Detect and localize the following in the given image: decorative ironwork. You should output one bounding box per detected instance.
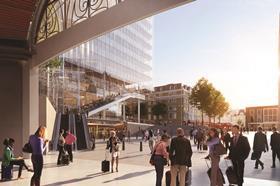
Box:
[37,0,123,43]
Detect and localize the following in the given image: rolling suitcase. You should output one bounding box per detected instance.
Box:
[225,160,238,184]
[165,171,172,186]
[165,169,191,186]
[101,150,110,172]
[101,160,110,172]
[61,154,70,165]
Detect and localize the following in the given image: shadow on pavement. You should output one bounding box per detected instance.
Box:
[42,172,110,186]
[103,169,154,183]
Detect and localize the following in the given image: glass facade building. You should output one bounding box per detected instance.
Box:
[39,18,153,112]
[63,18,152,84]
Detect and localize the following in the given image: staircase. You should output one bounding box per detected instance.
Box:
[88,93,145,116]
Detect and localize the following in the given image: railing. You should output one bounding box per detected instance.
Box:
[37,0,125,43]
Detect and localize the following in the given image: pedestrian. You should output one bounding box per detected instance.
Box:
[102,130,106,141]
[29,126,49,186]
[91,134,96,150]
[190,128,194,140]
[196,129,204,151]
[192,128,198,145]
[108,131,120,172]
[169,128,193,186]
[57,129,65,165]
[205,128,223,186]
[153,134,169,186]
[127,130,131,143]
[270,127,280,168]
[221,127,231,153]
[65,131,77,163]
[226,125,250,186]
[148,129,154,154]
[252,127,268,169]
[2,138,33,179]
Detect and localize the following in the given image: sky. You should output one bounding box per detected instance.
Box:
[153,0,280,110]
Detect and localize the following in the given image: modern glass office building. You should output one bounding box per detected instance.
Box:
[63,18,153,84]
[39,18,153,112]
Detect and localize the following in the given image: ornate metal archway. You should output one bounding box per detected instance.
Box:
[36,0,123,43]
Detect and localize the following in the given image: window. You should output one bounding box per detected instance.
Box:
[263,108,278,122]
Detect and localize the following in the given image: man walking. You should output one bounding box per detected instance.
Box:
[222,127,231,153]
[270,127,280,168]
[65,131,77,163]
[169,128,192,186]
[253,127,268,169]
[227,125,250,186]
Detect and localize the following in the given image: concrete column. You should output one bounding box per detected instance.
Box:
[138,99,141,123]
[0,61,39,156]
[22,62,40,153]
[0,62,23,156]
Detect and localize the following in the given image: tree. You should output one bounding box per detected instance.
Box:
[189,78,214,125]
[152,102,167,120]
[43,57,62,72]
[190,77,229,125]
[205,89,229,123]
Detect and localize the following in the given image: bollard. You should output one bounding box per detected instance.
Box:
[122,140,125,151]
[140,141,143,151]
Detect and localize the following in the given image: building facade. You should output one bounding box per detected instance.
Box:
[245,105,279,130]
[39,18,153,113]
[145,83,201,124]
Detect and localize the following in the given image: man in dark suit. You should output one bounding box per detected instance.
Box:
[270,127,280,168]
[169,128,192,186]
[226,125,250,186]
[253,127,268,169]
[222,127,231,153]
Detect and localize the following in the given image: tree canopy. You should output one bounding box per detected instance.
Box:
[189,77,229,124]
[152,102,168,120]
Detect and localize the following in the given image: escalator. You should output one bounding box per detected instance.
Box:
[52,113,90,151]
[75,114,87,150]
[60,114,69,131]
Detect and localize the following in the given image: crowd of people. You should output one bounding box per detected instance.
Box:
[1,124,280,186]
[149,125,280,186]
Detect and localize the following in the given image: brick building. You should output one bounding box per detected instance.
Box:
[245,105,279,130]
[145,83,201,124]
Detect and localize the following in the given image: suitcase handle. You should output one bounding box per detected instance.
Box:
[105,150,110,161]
[204,158,211,169]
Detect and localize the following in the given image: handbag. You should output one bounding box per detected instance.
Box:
[213,142,227,156]
[149,150,156,166]
[22,142,32,153]
[251,151,259,160]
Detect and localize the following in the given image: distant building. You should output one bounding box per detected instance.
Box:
[245,105,279,130]
[145,83,201,124]
[220,109,246,126]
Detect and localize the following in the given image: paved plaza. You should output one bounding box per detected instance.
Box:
[1,132,280,186]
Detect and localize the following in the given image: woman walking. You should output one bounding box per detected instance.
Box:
[153,134,169,186]
[29,126,49,186]
[206,128,223,186]
[108,131,120,173]
[2,138,33,179]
